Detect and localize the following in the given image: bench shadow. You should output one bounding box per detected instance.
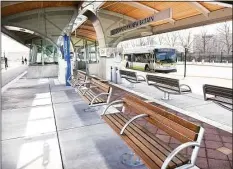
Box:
[93,137,147,169]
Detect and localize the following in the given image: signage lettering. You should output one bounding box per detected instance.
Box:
[110,8,171,36]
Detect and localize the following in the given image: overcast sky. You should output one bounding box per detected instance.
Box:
[1,21,232,53]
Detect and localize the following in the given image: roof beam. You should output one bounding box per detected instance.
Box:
[99,9,136,22]
[152,8,232,35]
[204,2,232,8]
[120,2,159,13]
[188,2,210,18]
[167,18,176,25]
[100,2,119,9]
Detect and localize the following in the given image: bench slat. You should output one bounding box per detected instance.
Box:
[91,78,110,93]
[114,113,187,167]
[115,113,188,165]
[208,97,232,105]
[204,84,232,100]
[85,90,104,104]
[103,115,161,169]
[104,113,189,169]
[123,95,199,143]
[147,75,180,90]
[108,114,174,168]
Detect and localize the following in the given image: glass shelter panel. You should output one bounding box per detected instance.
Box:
[29,38,59,65]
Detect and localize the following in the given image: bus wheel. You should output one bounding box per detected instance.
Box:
[126,62,129,68]
[145,64,150,71]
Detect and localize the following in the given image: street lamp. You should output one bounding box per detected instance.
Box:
[184,47,188,78]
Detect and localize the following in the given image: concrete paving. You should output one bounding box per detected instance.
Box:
[2,77,146,169]
[2,133,63,169]
[2,75,232,169]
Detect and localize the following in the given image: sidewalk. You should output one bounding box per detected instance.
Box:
[1,76,232,169]
[1,64,28,88]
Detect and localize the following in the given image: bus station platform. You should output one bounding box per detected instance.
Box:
[2,75,232,169]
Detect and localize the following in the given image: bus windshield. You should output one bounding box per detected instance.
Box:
[154,48,176,63]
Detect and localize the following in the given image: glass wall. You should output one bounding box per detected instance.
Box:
[29,38,60,65]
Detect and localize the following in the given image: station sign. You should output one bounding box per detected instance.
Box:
[99,47,117,57]
[110,8,172,36]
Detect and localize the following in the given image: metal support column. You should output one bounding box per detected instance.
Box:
[41,39,44,65]
[84,39,89,75]
[64,34,71,86]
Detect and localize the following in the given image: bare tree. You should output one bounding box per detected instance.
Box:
[178,30,193,50]
[156,34,165,45]
[195,28,213,53]
[217,22,232,54]
[165,32,179,47]
[146,36,154,46]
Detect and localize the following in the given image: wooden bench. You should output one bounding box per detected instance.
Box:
[76,78,112,107]
[102,94,204,169]
[146,74,192,100]
[89,74,109,83]
[203,84,232,111]
[68,70,88,87]
[119,70,145,88]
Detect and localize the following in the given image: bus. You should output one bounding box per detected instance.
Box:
[123,46,177,73]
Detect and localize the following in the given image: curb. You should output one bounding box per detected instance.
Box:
[1,71,27,93]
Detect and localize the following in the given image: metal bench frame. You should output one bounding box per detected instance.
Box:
[102,99,204,169]
[67,70,88,87]
[203,84,232,111]
[146,75,192,100]
[77,79,112,107]
[119,70,146,88]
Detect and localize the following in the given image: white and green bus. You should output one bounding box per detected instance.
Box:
[123,46,177,73]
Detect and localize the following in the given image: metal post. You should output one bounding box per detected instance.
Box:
[220,51,223,63]
[184,48,187,78]
[41,39,44,65]
[110,66,113,82]
[116,67,118,84]
[84,39,89,75]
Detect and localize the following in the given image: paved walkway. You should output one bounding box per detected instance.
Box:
[1,64,27,87]
[2,75,232,169]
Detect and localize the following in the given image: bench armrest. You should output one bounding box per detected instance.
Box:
[77,82,91,89]
[90,92,111,105]
[136,75,146,81]
[161,142,200,169]
[162,127,204,169]
[120,114,149,135]
[179,84,192,92]
[101,100,124,115]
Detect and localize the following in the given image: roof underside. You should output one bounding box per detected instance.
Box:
[1,1,83,47]
[74,1,231,43]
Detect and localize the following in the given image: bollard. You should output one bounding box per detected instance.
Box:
[115,67,118,84]
[112,67,117,83]
[110,66,113,82]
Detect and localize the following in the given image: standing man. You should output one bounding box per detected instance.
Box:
[22,56,24,64]
[24,57,27,65]
[4,56,8,70]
